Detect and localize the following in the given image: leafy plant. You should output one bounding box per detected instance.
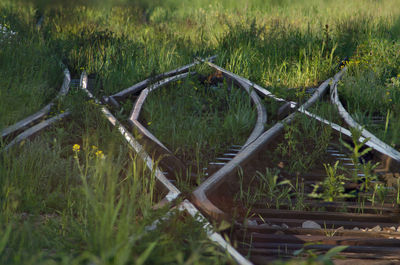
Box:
[275,114,332,174]
[310,161,354,202]
[340,128,379,192]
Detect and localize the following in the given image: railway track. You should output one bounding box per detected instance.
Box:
[1,69,71,151]
[108,58,400,264]
[4,53,400,264]
[190,63,400,264]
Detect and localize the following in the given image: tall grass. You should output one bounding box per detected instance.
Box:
[2,0,400,263]
[0,100,230,264]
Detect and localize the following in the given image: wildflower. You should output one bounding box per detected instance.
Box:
[91,145,98,150]
[73,144,80,152]
[95,150,104,159]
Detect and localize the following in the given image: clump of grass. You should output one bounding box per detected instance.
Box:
[0,100,230,264]
[0,30,63,129]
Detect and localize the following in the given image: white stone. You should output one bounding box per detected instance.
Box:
[371,225,382,232]
[302,220,321,229]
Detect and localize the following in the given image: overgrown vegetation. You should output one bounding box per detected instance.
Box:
[2,0,400,263]
[142,72,256,167]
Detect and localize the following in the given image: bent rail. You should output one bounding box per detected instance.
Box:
[108,55,216,103]
[1,69,71,138]
[80,71,181,206]
[192,69,334,221]
[127,61,267,179]
[80,71,252,265]
[128,72,194,154]
[330,67,400,163]
[195,60,267,150]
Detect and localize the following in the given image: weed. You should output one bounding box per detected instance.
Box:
[274,114,332,174]
[341,128,379,192]
[310,161,354,202]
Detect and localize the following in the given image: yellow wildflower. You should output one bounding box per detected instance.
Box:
[72,144,80,152]
[91,145,98,150]
[95,150,104,158]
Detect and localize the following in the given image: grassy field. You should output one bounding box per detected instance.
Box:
[1,0,400,264]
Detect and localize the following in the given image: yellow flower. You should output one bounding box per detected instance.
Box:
[91,145,98,150]
[95,150,104,158]
[73,144,80,152]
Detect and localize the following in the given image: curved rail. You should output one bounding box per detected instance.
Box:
[80,71,252,265]
[194,61,267,150]
[3,111,70,152]
[106,55,217,106]
[1,69,71,138]
[192,67,334,221]
[330,67,400,163]
[128,72,194,153]
[128,61,267,179]
[80,71,181,206]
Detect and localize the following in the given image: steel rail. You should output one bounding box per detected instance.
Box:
[1,69,71,138]
[128,72,194,154]
[330,67,400,163]
[80,71,252,265]
[195,60,268,150]
[127,61,267,179]
[80,71,181,206]
[191,69,334,221]
[107,55,216,105]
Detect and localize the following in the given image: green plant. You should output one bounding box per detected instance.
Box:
[370,183,389,209]
[256,169,293,209]
[340,128,379,192]
[275,114,332,174]
[310,161,353,202]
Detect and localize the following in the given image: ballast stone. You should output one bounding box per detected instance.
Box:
[302,220,321,229]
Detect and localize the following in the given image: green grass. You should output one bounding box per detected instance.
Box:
[142,72,256,167]
[2,0,400,263]
[338,40,400,149]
